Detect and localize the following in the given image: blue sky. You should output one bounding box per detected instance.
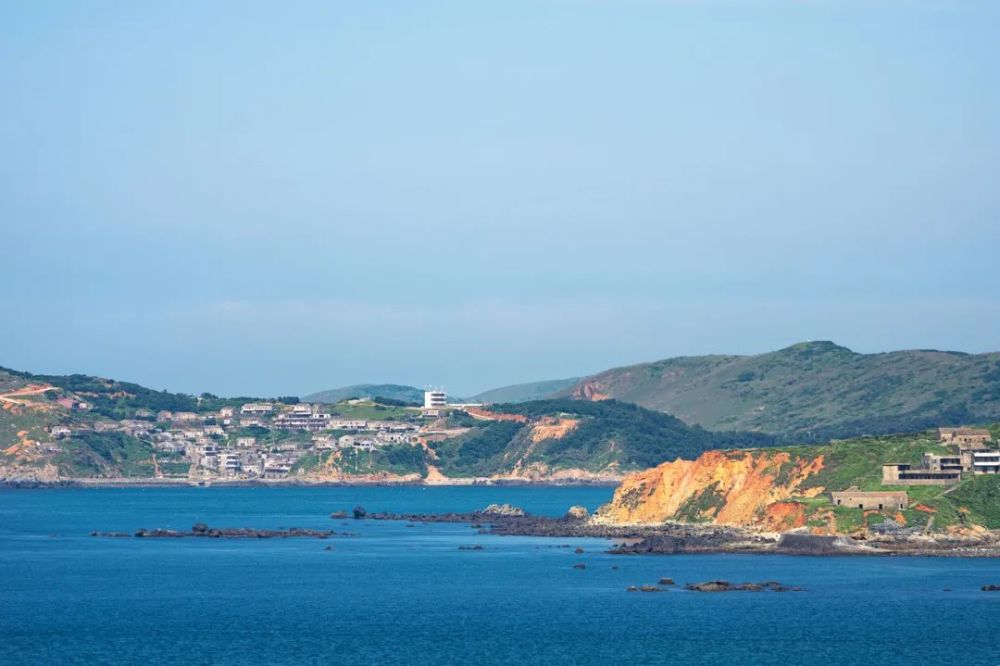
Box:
[2,1,998,397]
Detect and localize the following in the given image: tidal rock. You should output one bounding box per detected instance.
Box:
[983,584,1000,591]
[686,580,734,592]
[639,585,662,592]
[573,563,586,569]
[574,547,585,554]
[565,506,589,520]
[329,511,348,519]
[658,578,675,586]
[481,503,526,517]
[352,506,367,519]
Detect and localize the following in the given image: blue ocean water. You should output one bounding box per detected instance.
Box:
[1,486,998,665]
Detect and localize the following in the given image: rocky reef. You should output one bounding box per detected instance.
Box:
[91,523,347,539]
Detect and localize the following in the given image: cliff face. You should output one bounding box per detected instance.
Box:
[595,450,825,531]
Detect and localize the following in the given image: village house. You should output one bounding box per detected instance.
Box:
[262,462,292,479]
[938,427,992,447]
[217,451,242,475]
[241,402,274,415]
[202,425,225,437]
[312,435,337,449]
[156,410,174,422]
[50,425,72,439]
[218,407,235,419]
[330,419,368,430]
[831,488,908,511]
[376,431,415,445]
[273,411,332,431]
[172,412,201,423]
[926,449,1000,476]
[236,437,257,448]
[240,417,266,428]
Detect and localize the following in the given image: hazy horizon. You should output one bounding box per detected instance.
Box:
[3,1,999,397]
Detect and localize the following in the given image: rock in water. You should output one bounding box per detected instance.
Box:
[481,503,526,517]
[565,506,589,520]
[352,506,367,520]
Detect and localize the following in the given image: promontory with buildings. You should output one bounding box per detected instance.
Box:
[2,340,1000,543]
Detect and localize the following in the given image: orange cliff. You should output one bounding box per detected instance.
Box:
[594,450,826,531]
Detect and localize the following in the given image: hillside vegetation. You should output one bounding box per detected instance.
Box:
[302,384,425,405]
[467,377,581,404]
[597,426,1000,533]
[425,399,776,479]
[560,341,1000,441]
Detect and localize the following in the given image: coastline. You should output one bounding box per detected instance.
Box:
[359,510,1000,558]
[0,477,622,489]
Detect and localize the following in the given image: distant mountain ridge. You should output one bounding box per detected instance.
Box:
[302,384,425,405]
[467,377,581,404]
[558,341,1000,441]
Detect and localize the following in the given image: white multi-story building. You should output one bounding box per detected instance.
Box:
[424,389,447,409]
[217,451,242,475]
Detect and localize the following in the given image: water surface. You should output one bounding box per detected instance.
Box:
[1,487,997,665]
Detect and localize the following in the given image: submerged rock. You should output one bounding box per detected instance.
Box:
[685,580,799,592]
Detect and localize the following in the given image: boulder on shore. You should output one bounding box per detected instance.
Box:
[565,506,589,520]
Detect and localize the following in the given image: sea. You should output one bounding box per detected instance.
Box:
[1,486,998,665]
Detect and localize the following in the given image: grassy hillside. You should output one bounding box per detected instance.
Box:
[302,384,425,405]
[468,377,581,404]
[0,366,296,420]
[600,426,1000,533]
[427,399,776,477]
[559,341,1000,441]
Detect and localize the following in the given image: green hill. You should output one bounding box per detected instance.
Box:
[558,342,1000,441]
[302,384,425,405]
[467,377,581,404]
[426,399,776,478]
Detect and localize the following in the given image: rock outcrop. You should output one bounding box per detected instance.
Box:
[594,449,825,530]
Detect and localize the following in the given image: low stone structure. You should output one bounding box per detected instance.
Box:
[938,427,992,447]
[831,488,907,511]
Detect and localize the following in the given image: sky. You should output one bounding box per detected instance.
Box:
[1,1,999,398]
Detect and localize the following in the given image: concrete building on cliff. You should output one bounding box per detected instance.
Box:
[882,463,960,486]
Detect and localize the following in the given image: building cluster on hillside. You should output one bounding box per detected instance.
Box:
[882,427,998,486]
[47,393,451,481]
